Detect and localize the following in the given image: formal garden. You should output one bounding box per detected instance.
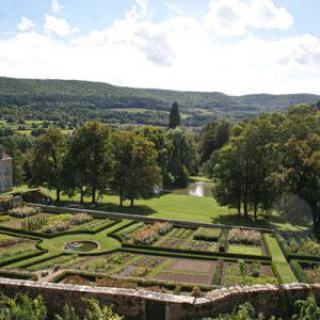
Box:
[1,196,320,297]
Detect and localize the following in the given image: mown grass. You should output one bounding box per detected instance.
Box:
[9,185,310,232]
[228,244,263,256]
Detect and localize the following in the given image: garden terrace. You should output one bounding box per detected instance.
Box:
[0,203,318,296]
[0,206,117,236]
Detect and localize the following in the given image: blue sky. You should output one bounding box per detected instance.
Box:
[0,0,320,94]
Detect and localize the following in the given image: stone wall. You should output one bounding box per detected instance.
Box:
[0,278,319,320]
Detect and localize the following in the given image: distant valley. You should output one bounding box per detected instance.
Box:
[1,77,319,127]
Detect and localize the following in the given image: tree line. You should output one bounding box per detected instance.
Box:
[26,121,198,206]
[3,101,320,228]
[206,104,320,228]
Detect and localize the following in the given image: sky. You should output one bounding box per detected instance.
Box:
[0,0,319,95]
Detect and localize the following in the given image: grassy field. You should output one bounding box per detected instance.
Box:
[8,185,310,232]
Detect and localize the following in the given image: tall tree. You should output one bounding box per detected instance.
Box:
[169,102,181,129]
[276,105,320,228]
[112,131,161,207]
[166,129,198,188]
[199,120,230,164]
[137,126,172,188]
[30,128,66,201]
[65,121,114,204]
[210,114,282,220]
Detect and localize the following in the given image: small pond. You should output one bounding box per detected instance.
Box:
[172,181,213,197]
[64,241,98,252]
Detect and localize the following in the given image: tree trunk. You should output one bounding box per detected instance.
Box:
[243,199,248,219]
[237,199,241,218]
[130,198,134,207]
[254,202,258,222]
[56,188,60,202]
[119,187,123,207]
[80,186,84,204]
[92,188,96,204]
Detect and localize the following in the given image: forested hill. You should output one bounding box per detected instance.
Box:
[1,76,319,127]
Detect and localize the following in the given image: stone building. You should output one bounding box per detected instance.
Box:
[0,146,13,193]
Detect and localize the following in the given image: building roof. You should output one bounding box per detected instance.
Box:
[0,152,12,161]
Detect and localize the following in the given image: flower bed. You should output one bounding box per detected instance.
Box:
[223,260,277,287]
[0,210,110,235]
[7,206,40,218]
[284,235,320,257]
[130,222,173,245]
[228,228,262,245]
[0,235,37,260]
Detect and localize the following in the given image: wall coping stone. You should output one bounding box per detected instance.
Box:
[0,278,318,306]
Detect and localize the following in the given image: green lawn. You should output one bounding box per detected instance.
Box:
[8,185,310,232]
[228,244,263,256]
[39,233,120,255]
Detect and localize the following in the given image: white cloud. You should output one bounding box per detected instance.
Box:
[17,17,34,32]
[135,0,148,13]
[205,0,293,37]
[1,1,320,95]
[51,0,63,14]
[44,15,77,37]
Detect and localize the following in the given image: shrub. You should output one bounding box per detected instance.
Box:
[69,213,93,226]
[290,261,310,283]
[194,227,221,241]
[21,216,48,232]
[212,259,223,285]
[8,206,40,218]
[173,285,181,295]
[56,299,123,320]
[293,294,320,319]
[42,222,69,234]
[292,238,320,257]
[0,293,47,320]
[202,296,320,319]
[218,231,229,253]
[0,234,25,247]
[228,228,262,245]
[131,222,173,245]
[191,287,204,298]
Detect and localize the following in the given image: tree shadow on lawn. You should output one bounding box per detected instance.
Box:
[212,214,271,229]
[52,200,156,216]
[212,213,310,231]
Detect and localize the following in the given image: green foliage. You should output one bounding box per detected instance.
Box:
[112,130,161,206]
[30,128,66,201]
[166,128,198,187]
[292,295,320,320]
[169,101,181,129]
[64,121,114,204]
[0,293,47,320]
[55,304,80,320]
[0,292,122,320]
[81,299,122,320]
[194,227,222,241]
[290,238,320,257]
[199,120,230,165]
[203,295,320,319]
[1,77,319,127]
[209,113,282,220]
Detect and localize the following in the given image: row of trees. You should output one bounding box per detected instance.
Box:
[29,122,198,206]
[208,104,320,227]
